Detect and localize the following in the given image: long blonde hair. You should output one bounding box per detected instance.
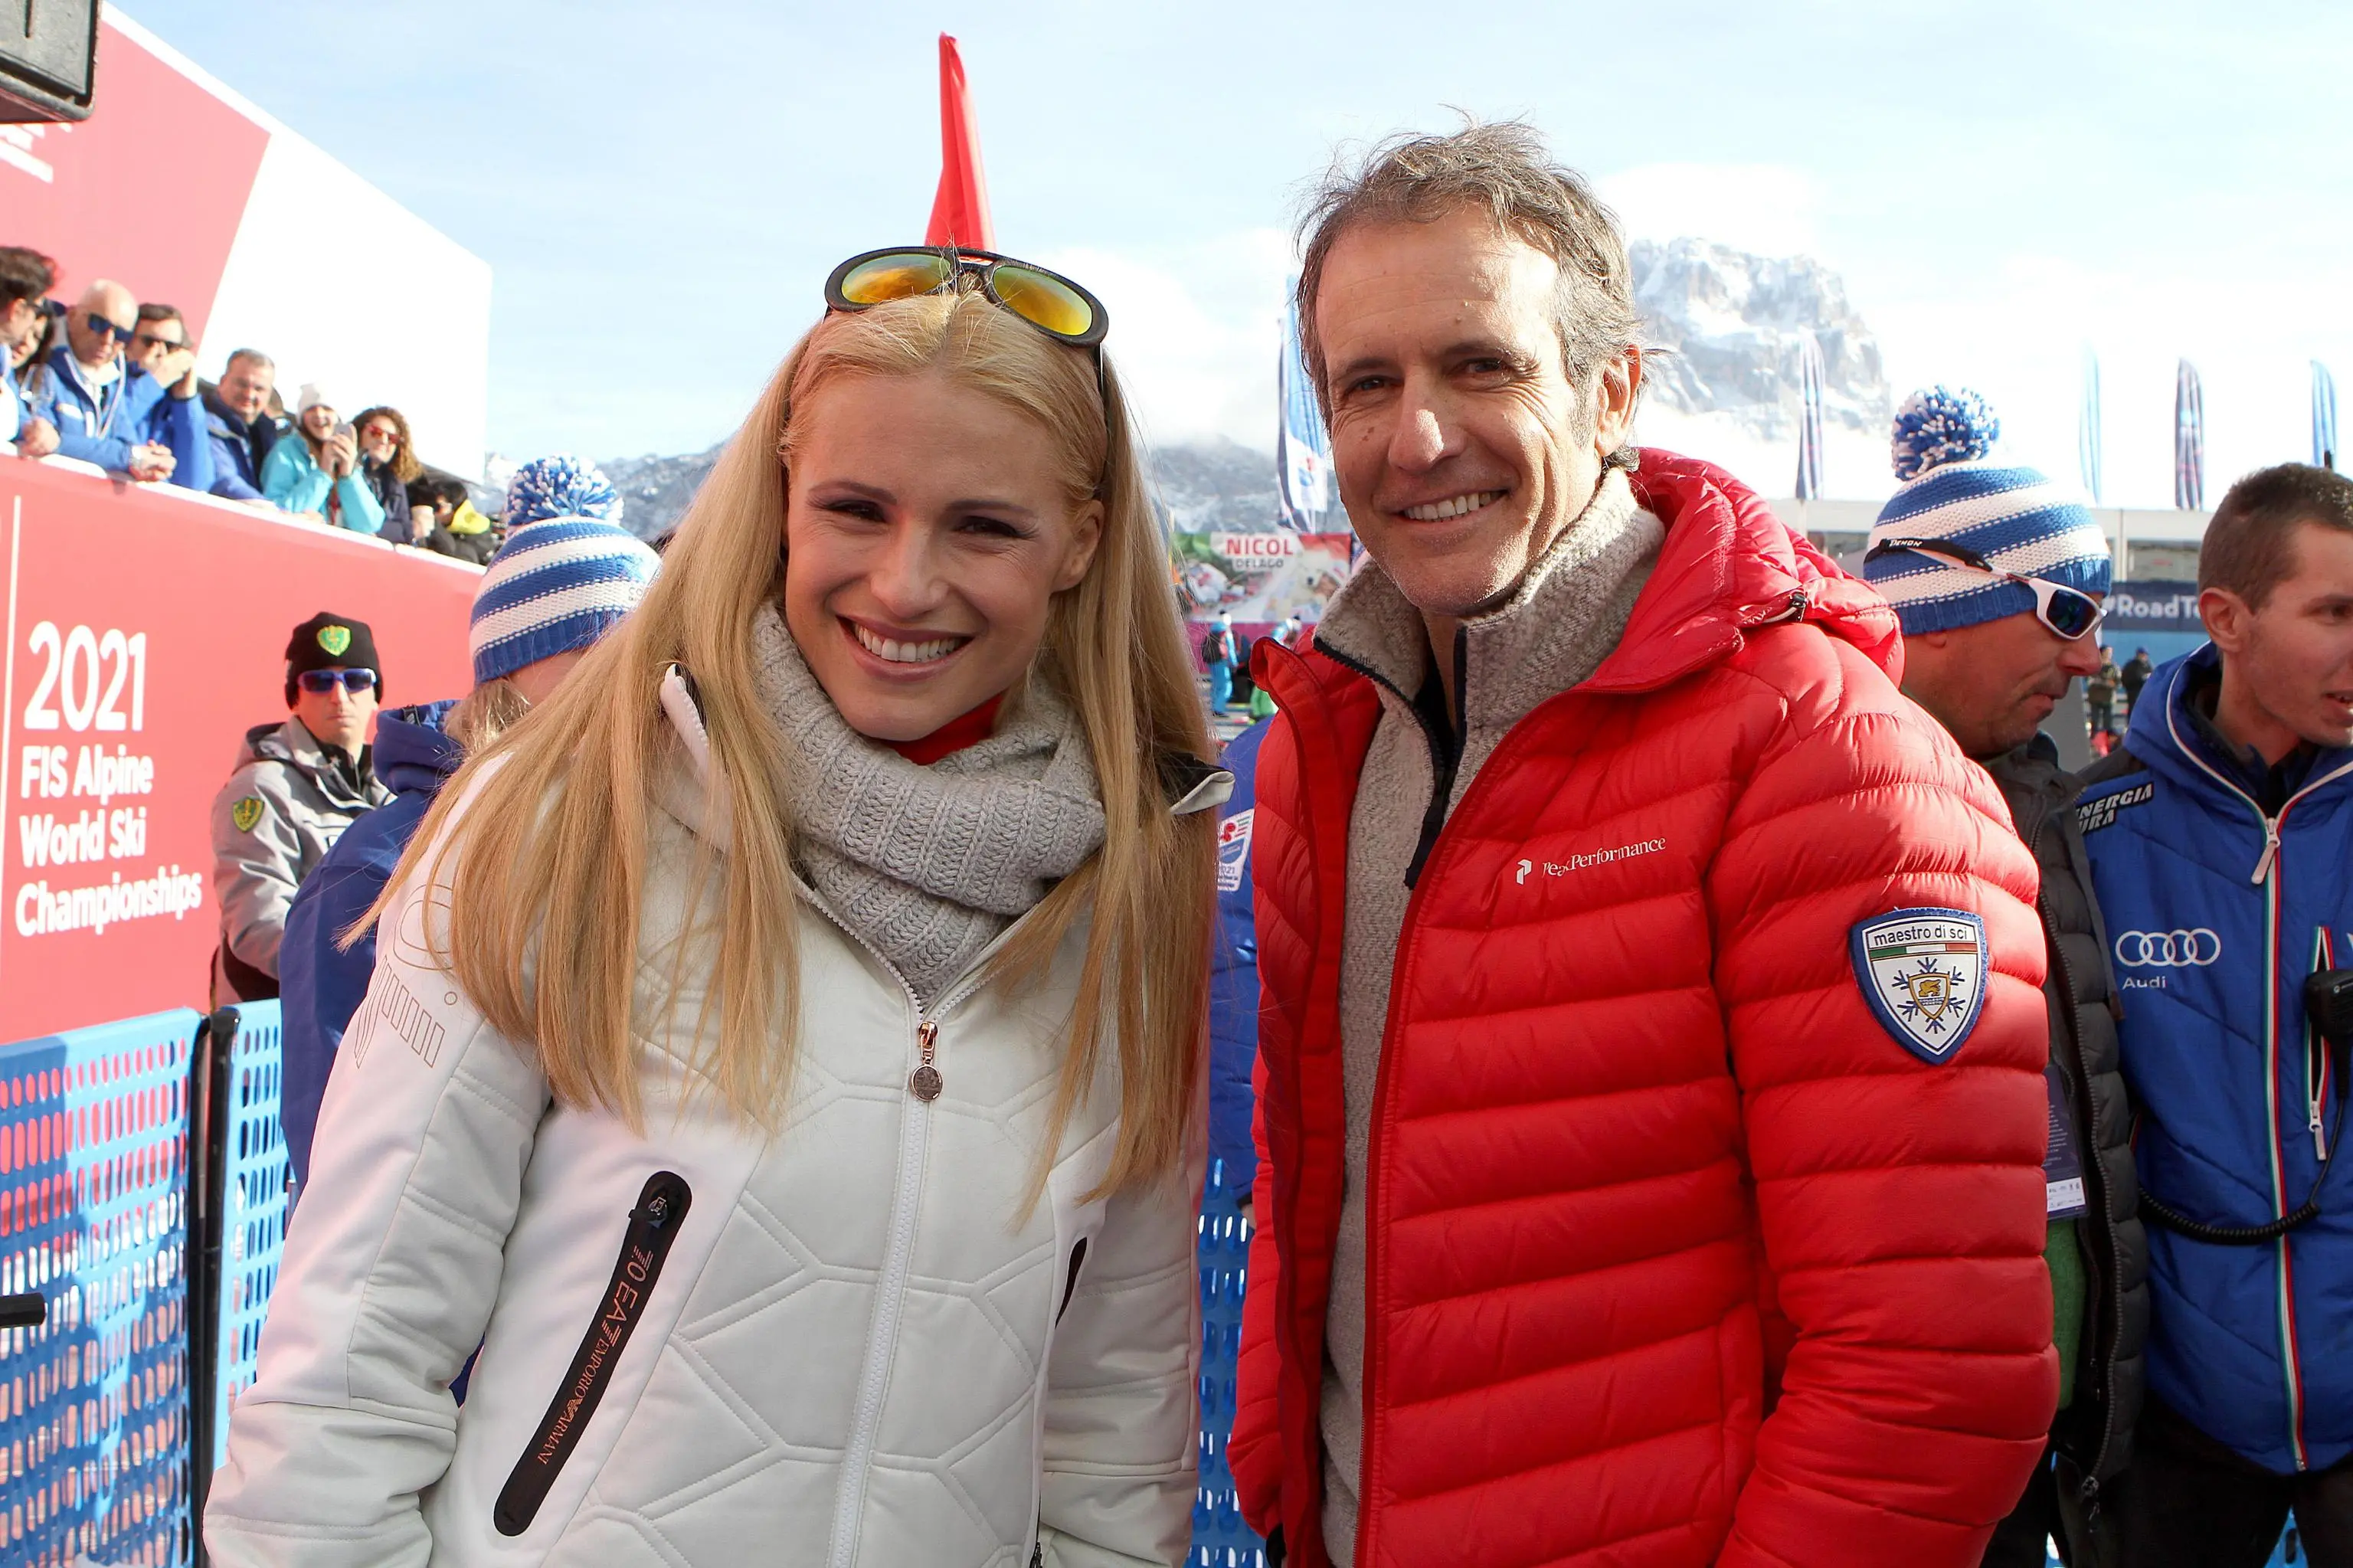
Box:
[385,291,1216,1193]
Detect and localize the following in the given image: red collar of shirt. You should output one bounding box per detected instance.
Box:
[883,692,1005,766]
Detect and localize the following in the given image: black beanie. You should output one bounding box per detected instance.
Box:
[283,611,383,705]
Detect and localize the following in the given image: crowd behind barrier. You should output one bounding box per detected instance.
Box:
[2,242,503,561]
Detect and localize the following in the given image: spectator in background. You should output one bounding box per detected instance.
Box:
[1862,404,2146,1565]
[2080,466,2353,1565]
[1,244,60,457]
[126,303,215,493]
[444,485,500,561]
[352,405,424,544]
[405,474,498,564]
[203,348,290,500]
[23,279,175,480]
[1201,611,1239,711]
[262,384,385,532]
[2086,645,2121,738]
[210,612,394,1003]
[276,515,659,1187]
[2121,646,2155,713]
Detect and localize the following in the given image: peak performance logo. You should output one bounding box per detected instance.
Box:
[1514,838,1666,885]
[2114,929,2222,967]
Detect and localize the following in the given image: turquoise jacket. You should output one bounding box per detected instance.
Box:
[260,433,385,532]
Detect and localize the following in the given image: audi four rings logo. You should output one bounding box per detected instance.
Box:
[2114,929,2223,967]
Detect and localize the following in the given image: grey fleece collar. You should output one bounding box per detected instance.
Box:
[749,607,1106,1005]
[1316,466,1664,741]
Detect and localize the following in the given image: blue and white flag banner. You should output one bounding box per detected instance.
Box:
[2175,359,2205,512]
[2078,346,2104,506]
[2314,361,2339,472]
[1275,288,1333,529]
[1794,334,1825,502]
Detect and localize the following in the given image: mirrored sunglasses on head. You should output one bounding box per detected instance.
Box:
[824,246,1109,348]
[1865,535,2105,640]
[296,668,378,694]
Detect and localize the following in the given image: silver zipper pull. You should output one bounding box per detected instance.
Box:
[2253,820,2281,884]
[909,1020,942,1102]
[2315,1106,2329,1164]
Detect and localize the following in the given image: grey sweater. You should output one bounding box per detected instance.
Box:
[1310,467,1664,1563]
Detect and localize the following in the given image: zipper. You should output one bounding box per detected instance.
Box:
[493,1170,693,1537]
[1056,1236,1089,1322]
[1352,679,1609,1566]
[810,882,1029,1568]
[2156,677,2353,1472]
[2310,930,2336,1164]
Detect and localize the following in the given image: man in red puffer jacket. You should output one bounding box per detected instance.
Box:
[1230,122,2058,1568]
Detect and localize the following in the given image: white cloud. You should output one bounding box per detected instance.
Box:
[1036,230,1293,456]
[1597,162,1824,257]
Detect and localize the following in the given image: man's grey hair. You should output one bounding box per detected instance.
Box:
[224,348,274,374]
[1295,120,1641,419]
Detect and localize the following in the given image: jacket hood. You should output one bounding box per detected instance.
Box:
[371,701,463,796]
[1589,448,1900,692]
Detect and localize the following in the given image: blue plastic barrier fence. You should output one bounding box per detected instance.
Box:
[0,1008,198,1567]
[1190,1157,1265,1568]
[199,1003,287,1480]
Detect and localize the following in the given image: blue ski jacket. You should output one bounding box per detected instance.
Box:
[1208,719,1269,1198]
[278,702,460,1189]
[2076,644,2353,1475]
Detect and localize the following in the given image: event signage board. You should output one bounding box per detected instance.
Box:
[1179,532,1354,627]
[0,460,478,1043]
[2103,581,2201,633]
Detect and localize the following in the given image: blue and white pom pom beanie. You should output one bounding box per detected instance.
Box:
[502,453,623,530]
[1864,387,2111,634]
[470,518,659,684]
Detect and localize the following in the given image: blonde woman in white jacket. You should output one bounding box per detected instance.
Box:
[205,250,1225,1568]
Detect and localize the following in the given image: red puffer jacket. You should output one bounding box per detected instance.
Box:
[1232,453,2056,1567]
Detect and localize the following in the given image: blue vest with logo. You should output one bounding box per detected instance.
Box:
[2076,644,2353,1474]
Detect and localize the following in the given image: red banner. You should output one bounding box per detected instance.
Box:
[0,462,478,1043]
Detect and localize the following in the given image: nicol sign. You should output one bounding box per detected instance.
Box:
[1211,532,1302,565]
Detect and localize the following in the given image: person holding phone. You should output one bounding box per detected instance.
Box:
[262,383,385,530]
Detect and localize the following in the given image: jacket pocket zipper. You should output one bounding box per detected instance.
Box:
[493,1170,694,1537]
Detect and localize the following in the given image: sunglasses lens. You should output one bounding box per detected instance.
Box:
[2045,589,2101,639]
[990,264,1095,339]
[836,252,956,308]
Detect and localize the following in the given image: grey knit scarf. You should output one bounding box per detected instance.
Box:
[750,607,1105,1005]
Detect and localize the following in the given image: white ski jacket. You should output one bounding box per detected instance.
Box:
[204,680,1212,1567]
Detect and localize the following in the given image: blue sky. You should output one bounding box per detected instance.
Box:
[126,1,2353,506]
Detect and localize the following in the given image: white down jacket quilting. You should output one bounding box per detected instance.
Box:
[203,696,1206,1567]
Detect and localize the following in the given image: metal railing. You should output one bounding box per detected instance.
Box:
[1190,1157,1265,1568]
[0,1009,198,1567]
[185,1002,287,1542]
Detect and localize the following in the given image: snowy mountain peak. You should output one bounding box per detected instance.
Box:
[1631,237,1890,439]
